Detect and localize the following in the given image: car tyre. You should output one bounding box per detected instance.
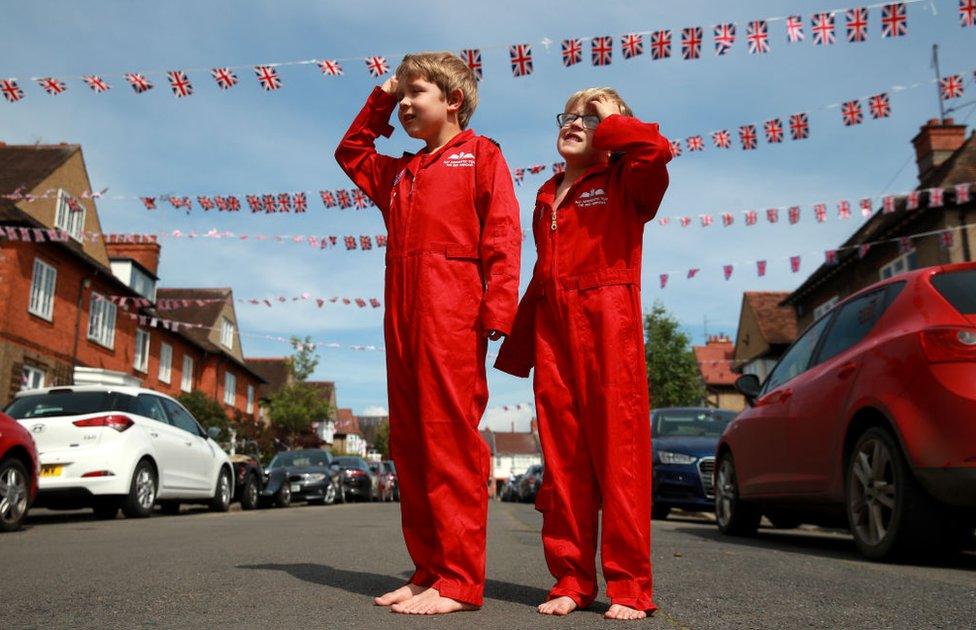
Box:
[122,460,157,519]
[240,474,260,511]
[209,468,232,512]
[275,481,292,508]
[715,452,761,536]
[0,459,31,532]
[651,504,670,521]
[323,481,338,505]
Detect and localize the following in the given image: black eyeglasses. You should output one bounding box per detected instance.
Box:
[556,113,600,130]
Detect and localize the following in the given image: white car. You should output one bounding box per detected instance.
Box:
[6,385,234,519]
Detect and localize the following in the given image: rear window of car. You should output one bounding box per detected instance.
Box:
[931,269,976,314]
[5,390,134,419]
[335,457,368,470]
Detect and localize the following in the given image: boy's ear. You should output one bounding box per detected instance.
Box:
[446,87,464,112]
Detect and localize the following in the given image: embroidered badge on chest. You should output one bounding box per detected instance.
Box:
[576,187,608,208]
[442,151,476,168]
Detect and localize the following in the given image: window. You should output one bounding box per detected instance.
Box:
[134,329,150,372]
[132,394,169,424]
[130,266,156,301]
[220,317,234,349]
[224,371,236,406]
[814,290,889,365]
[21,365,45,390]
[762,315,833,393]
[246,384,254,413]
[28,258,57,320]
[880,248,917,280]
[161,398,203,436]
[158,343,172,384]
[54,189,86,241]
[813,295,839,320]
[86,293,117,349]
[931,269,976,314]
[181,355,194,392]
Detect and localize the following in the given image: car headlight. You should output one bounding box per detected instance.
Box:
[306,473,326,482]
[657,451,697,465]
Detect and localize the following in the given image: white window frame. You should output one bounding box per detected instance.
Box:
[21,365,45,390]
[880,248,917,280]
[813,295,839,320]
[86,292,117,349]
[54,189,85,242]
[246,384,254,414]
[224,371,236,406]
[28,258,57,321]
[158,343,173,384]
[220,317,234,349]
[134,329,150,373]
[181,355,194,392]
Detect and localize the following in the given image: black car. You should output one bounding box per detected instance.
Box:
[332,456,374,502]
[382,460,399,502]
[500,474,522,502]
[266,449,344,506]
[518,465,544,503]
[226,440,286,510]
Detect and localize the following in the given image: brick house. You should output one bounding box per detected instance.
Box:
[693,335,745,412]
[732,291,799,382]
[244,357,338,443]
[333,408,366,456]
[481,429,543,495]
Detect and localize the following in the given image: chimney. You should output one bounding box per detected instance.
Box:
[912,118,966,183]
[104,241,162,276]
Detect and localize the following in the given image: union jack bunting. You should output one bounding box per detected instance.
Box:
[651,30,672,59]
[510,44,533,77]
[344,236,357,250]
[513,168,524,185]
[746,20,770,54]
[723,265,733,280]
[197,196,214,211]
[739,124,758,150]
[246,195,261,212]
[766,208,779,223]
[941,74,965,99]
[140,197,156,210]
[552,161,566,174]
[686,135,704,151]
[681,27,703,59]
[254,66,282,91]
[722,212,734,226]
[786,15,805,42]
[858,244,872,258]
[669,140,682,157]
[883,195,896,213]
[376,235,388,247]
[211,67,238,89]
[318,60,343,77]
[687,268,700,279]
[713,23,736,55]
[712,129,732,148]
[680,217,691,227]
[789,206,801,224]
[928,187,944,208]
[846,7,869,42]
[811,13,836,46]
[841,100,863,126]
[962,0,976,27]
[658,217,670,226]
[337,190,352,209]
[166,71,193,98]
[764,118,784,143]
[591,36,613,66]
[790,113,809,139]
[757,260,767,277]
[365,56,389,77]
[790,256,801,273]
[906,190,920,210]
[320,191,337,207]
[744,210,758,225]
[561,39,583,66]
[459,49,483,79]
[869,93,891,118]
[898,236,912,254]
[825,249,839,264]
[294,192,308,213]
[277,193,292,212]
[940,231,955,249]
[956,183,971,204]
[360,237,372,251]
[860,198,873,216]
[124,73,153,93]
[262,194,277,213]
[83,75,110,92]
[352,189,369,209]
[659,274,669,289]
[621,33,644,59]
[37,77,66,95]
[838,200,852,219]
[882,3,908,38]
[700,215,713,227]
[814,203,828,222]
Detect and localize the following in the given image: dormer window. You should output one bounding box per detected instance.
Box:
[54,189,85,241]
[220,317,234,349]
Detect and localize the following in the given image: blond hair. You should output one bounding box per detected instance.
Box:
[396,52,479,129]
[564,87,634,117]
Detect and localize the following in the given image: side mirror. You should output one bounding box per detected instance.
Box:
[734,374,762,405]
[207,426,221,440]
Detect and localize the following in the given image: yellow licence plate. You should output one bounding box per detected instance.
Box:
[40,465,63,478]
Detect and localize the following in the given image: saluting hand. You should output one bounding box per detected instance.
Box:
[589,94,622,120]
[381,76,399,95]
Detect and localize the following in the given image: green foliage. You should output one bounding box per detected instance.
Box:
[287,335,318,382]
[645,300,706,408]
[179,391,230,439]
[373,421,389,458]
[267,337,332,445]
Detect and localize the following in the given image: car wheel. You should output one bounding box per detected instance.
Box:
[159,501,181,516]
[323,482,337,505]
[240,474,260,511]
[122,460,157,518]
[651,504,670,521]
[209,469,232,512]
[715,453,761,536]
[275,481,292,508]
[93,498,120,520]
[0,459,31,532]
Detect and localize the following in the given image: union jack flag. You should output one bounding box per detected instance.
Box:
[767,208,779,223]
[906,190,920,210]
[294,192,308,213]
[713,23,736,55]
[262,194,277,213]
[746,20,770,54]
[789,206,801,224]
[739,124,758,150]
[898,236,913,254]
[376,235,388,247]
[651,30,672,59]
[353,189,369,209]
[254,65,282,91]
[869,93,891,118]
[764,118,784,143]
[659,274,669,289]
[513,168,524,185]
[681,27,703,60]
[37,77,66,95]
[838,200,852,219]
[811,13,836,46]
[278,193,292,212]
[124,73,153,93]
[962,0,976,27]
[882,3,907,38]
[700,214,713,227]
[167,70,193,98]
[941,74,965,99]
[860,198,873,216]
[83,75,110,92]
[929,187,944,207]
[686,135,704,151]
[722,212,734,226]
[687,268,700,279]
[320,190,337,207]
[825,249,839,265]
[940,231,955,249]
[211,67,238,89]
[227,196,241,211]
[786,15,805,42]
[318,60,343,76]
[621,33,644,59]
[561,39,583,66]
[712,129,731,148]
[370,298,382,308]
[669,139,682,157]
[846,7,869,42]
[757,260,767,277]
[883,195,896,213]
[790,256,802,273]
[841,100,863,126]
[140,197,156,210]
[744,210,758,225]
[365,56,389,77]
[213,196,228,211]
[790,113,809,140]
[246,195,261,212]
[197,196,214,211]
[858,244,872,258]
[723,265,734,280]
[344,236,357,250]
[956,183,972,204]
[552,161,566,174]
[815,203,827,222]
[337,189,352,208]
[360,236,372,250]
[680,216,691,227]
[591,36,613,66]
[510,44,533,77]
[459,49,483,79]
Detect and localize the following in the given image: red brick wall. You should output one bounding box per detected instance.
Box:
[105,241,161,277]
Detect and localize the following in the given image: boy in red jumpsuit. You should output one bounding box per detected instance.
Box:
[335,52,520,615]
[495,88,671,621]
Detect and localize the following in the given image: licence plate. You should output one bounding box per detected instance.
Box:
[290,483,301,492]
[41,465,63,478]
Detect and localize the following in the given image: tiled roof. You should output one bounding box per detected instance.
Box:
[694,340,737,386]
[492,431,540,455]
[744,292,798,345]
[0,144,77,209]
[244,357,291,399]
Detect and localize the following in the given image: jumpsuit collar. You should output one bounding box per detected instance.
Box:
[537,159,611,207]
[406,128,476,176]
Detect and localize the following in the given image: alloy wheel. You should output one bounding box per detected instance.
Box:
[848,438,897,547]
[136,468,156,510]
[0,466,28,524]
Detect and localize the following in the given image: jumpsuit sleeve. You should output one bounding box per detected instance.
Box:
[334,87,401,215]
[591,114,672,222]
[476,140,522,336]
[492,275,540,378]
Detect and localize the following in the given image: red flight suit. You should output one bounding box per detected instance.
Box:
[495,114,671,612]
[335,87,521,607]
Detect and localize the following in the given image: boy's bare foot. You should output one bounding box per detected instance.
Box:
[374,583,424,606]
[538,595,578,616]
[390,587,478,615]
[604,603,647,620]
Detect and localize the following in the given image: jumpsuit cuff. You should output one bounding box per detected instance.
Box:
[365,87,397,138]
[408,569,437,589]
[433,578,484,608]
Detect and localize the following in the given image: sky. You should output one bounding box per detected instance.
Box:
[2,1,974,429]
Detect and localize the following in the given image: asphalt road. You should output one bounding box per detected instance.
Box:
[5,501,975,629]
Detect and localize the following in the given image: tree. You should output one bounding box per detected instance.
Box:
[267,336,332,446]
[644,300,705,408]
[373,420,390,458]
[179,391,231,439]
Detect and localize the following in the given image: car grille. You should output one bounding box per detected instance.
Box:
[698,457,716,499]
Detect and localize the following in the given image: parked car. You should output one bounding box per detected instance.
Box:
[519,464,544,503]
[382,460,399,501]
[226,440,285,511]
[720,262,976,560]
[332,456,374,501]
[5,386,234,519]
[368,460,394,501]
[0,410,39,532]
[651,407,737,520]
[366,460,383,501]
[266,449,344,506]
[500,473,523,502]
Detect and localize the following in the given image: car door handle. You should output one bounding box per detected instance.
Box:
[185,441,193,446]
[149,432,159,438]
[837,362,857,379]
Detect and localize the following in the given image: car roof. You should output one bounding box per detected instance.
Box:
[12,384,178,402]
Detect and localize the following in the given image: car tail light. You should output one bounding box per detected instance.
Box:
[346,469,366,477]
[919,327,976,363]
[81,470,116,478]
[72,414,134,432]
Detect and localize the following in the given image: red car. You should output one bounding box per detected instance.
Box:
[719,262,976,559]
[1,410,39,532]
